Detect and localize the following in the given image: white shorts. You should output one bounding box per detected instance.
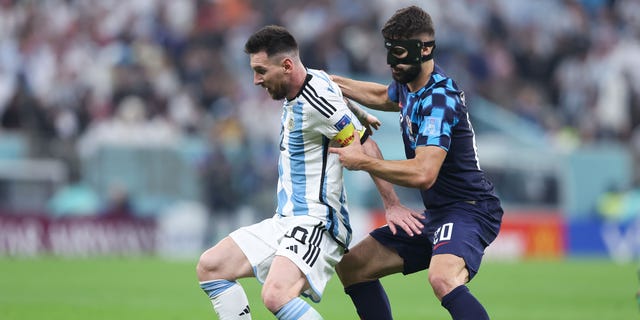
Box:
[229,214,345,302]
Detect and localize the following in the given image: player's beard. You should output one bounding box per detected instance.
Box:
[265,82,288,100]
[391,64,421,84]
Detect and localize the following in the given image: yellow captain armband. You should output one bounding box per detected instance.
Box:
[331,124,368,147]
[331,115,370,147]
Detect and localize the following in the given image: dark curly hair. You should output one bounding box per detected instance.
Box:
[381,6,435,40]
[244,25,298,57]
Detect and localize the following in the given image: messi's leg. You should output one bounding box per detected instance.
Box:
[197,237,254,319]
[263,256,323,320]
[263,218,344,320]
[336,235,404,320]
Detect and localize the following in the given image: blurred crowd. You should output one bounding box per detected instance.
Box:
[1,0,639,216]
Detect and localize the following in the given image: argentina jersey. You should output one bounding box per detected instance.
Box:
[388,65,498,208]
[276,68,364,248]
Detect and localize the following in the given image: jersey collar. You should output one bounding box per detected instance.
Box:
[288,73,313,102]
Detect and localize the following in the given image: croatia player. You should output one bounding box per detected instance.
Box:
[196,25,423,320]
[329,6,504,320]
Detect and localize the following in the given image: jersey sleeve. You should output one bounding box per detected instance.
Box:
[387,80,400,103]
[302,71,366,147]
[415,86,460,151]
[318,94,366,147]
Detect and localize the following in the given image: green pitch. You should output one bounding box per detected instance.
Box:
[0,257,636,319]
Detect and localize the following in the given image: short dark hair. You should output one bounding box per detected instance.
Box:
[381,6,435,40]
[244,25,298,57]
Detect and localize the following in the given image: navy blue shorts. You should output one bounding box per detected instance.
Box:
[370,198,503,280]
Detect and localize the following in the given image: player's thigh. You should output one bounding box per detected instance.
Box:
[197,236,254,280]
[274,218,344,303]
[337,235,404,284]
[429,253,468,283]
[262,255,308,299]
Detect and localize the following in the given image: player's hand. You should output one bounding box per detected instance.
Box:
[343,98,381,134]
[384,203,425,236]
[328,132,367,170]
[363,113,381,133]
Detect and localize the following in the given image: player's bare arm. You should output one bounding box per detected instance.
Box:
[331,75,399,112]
[333,124,424,236]
[361,137,424,236]
[330,133,446,190]
[345,98,381,133]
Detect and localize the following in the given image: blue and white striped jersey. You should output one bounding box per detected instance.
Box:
[276,68,364,249]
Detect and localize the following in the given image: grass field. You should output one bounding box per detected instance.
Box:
[0,256,637,319]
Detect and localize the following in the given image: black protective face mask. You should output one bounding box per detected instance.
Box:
[384,39,436,67]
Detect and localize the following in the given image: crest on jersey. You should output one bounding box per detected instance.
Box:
[287,117,295,130]
[405,115,413,135]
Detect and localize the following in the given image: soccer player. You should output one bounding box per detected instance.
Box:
[329,6,504,320]
[196,25,423,320]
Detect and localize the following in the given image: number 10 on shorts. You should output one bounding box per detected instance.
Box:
[433,222,453,245]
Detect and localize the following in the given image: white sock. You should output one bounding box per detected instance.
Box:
[274,297,323,320]
[200,279,251,319]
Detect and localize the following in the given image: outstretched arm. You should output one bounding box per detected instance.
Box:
[361,137,424,236]
[331,132,446,191]
[332,75,399,112]
[345,98,381,133]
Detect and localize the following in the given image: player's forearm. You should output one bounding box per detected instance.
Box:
[362,139,401,207]
[345,99,369,123]
[332,75,398,112]
[360,156,438,190]
[370,173,402,208]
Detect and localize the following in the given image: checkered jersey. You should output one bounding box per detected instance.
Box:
[276,68,364,248]
[388,65,499,209]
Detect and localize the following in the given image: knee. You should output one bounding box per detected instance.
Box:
[261,283,288,313]
[335,256,362,287]
[428,270,460,300]
[196,249,221,281]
